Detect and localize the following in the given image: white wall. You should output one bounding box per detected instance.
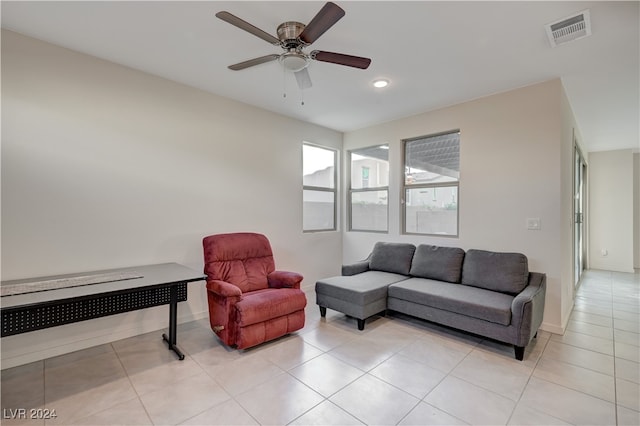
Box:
[588,149,635,272]
[343,79,574,334]
[1,31,343,368]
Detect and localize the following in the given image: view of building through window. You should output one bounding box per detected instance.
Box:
[303,143,336,232]
[349,145,389,232]
[304,134,459,235]
[403,131,460,236]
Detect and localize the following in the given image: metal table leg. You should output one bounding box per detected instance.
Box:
[162,284,186,360]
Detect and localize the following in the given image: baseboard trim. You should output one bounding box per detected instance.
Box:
[0,310,208,370]
[539,321,565,335]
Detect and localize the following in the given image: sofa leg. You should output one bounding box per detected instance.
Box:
[319,306,327,317]
[357,319,365,331]
[514,345,525,361]
[534,331,538,339]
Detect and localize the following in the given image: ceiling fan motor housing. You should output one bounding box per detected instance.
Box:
[277,21,306,46]
[277,21,310,72]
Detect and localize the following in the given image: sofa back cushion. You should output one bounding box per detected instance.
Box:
[369,242,416,275]
[461,249,529,294]
[409,245,465,283]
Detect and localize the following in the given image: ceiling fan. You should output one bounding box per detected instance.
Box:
[216,2,371,90]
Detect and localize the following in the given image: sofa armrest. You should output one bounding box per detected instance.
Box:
[268,271,303,289]
[206,279,242,298]
[511,272,546,346]
[342,261,370,276]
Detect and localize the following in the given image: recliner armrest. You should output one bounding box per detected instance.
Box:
[268,271,303,289]
[342,261,370,276]
[206,279,242,297]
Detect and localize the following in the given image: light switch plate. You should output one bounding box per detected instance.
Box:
[527,218,541,230]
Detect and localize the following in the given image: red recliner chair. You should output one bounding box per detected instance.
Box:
[202,232,307,349]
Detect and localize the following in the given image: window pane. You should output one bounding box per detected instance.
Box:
[351,145,389,189]
[303,190,335,231]
[351,190,388,232]
[405,132,459,185]
[303,145,335,188]
[405,186,458,235]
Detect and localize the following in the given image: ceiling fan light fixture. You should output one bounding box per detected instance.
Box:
[373,79,389,88]
[279,52,309,72]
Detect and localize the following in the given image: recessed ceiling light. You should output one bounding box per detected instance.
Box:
[373,79,389,88]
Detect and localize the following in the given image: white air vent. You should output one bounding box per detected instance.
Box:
[545,9,592,47]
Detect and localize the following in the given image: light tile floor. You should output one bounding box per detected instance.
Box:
[1,270,638,425]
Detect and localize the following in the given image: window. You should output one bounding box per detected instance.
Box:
[361,167,370,188]
[349,144,389,232]
[303,143,337,232]
[403,131,460,236]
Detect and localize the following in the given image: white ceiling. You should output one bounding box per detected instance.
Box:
[2,1,638,153]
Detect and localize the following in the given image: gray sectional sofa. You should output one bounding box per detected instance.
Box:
[315,242,546,360]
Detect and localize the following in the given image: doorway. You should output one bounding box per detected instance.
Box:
[574,141,587,287]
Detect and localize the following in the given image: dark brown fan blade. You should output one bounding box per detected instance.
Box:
[299,2,345,44]
[216,11,281,45]
[311,50,371,69]
[228,54,280,70]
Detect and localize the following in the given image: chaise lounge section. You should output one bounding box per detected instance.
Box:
[315,242,546,360]
[316,242,415,331]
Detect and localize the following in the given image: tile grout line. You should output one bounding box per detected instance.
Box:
[413,344,477,426]
[110,342,155,426]
[609,273,619,426]
[284,332,383,425]
[174,347,260,425]
[512,271,625,424]
[40,359,46,426]
[504,333,552,426]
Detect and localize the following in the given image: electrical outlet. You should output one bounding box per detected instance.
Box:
[601,249,608,257]
[527,218,541,230]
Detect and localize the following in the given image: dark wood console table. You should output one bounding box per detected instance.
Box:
[1,263,206,360]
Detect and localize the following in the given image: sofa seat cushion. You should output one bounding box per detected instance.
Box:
[388,278,514,326]
[316,271,408,305]
[235,288,307,327]
[461,249,529,294]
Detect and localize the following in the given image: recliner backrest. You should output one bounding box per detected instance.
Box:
[203,232,275,293]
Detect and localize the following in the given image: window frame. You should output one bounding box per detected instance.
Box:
[402,130,460,237]
[303,142,338,233]
[348,144,389,233]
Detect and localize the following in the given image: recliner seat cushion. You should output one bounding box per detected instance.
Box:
[410,245,465,283]
[369,242,416,275]
[388,278,514,326]
[461,249,529,294]
[235,288,307,327]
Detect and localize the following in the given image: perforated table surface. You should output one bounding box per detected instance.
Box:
[1,263,207,360]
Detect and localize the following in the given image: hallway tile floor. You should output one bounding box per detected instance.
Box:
[1,270,638,425]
